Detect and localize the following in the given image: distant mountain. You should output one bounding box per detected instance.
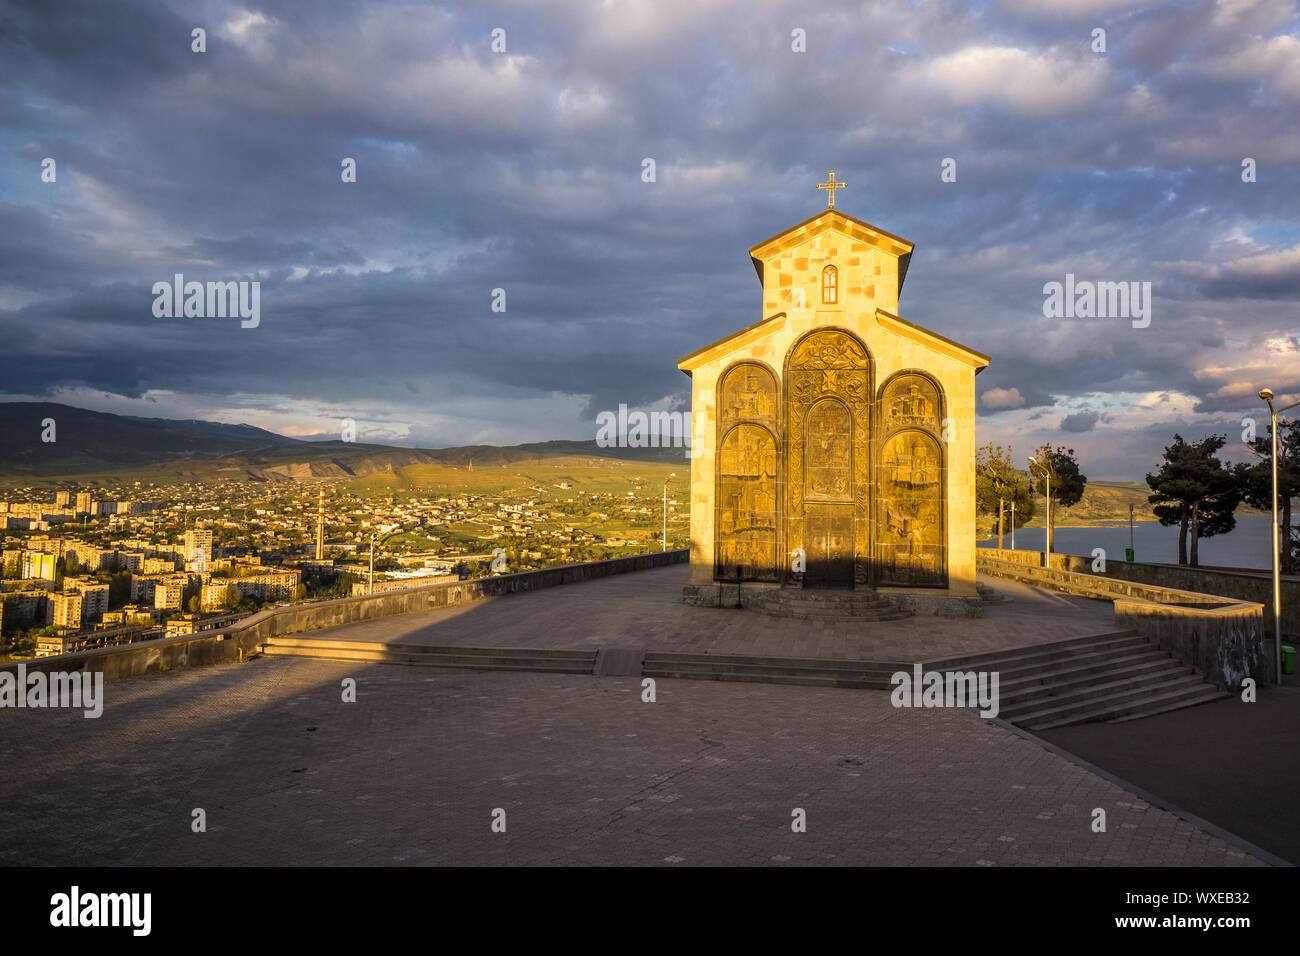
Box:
[0,402,683,482]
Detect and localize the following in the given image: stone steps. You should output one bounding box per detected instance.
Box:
[975,583,1010,605]
[927,631,1142,671]
[261,638,595,674]
[642,651,901,689]
[741,588,912,622]
[1000,669,1200,720]
[997,653,1178,697]
[260,630,1229,730]
[1027,684,1229,731]
[934,631,1228,730]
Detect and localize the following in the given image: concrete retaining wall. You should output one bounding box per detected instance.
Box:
[980,546,1298,636]
[1,549,689,684]
[978,552,1273,689]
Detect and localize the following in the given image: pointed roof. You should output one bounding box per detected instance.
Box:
[747,208,915,290]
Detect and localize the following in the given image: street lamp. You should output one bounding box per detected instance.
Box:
[1028,456,1052,563]
[369,532,375,596]
[1010,500,1016,550]
[662,473,676,551]
[1258,388,1298,686]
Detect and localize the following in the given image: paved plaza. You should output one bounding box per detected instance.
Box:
[0,652,1266,866]
[306,564,1117,662]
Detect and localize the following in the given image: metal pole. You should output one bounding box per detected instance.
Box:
[1046,472,1052,559]
[1271,409,1282,685]
[369,533,375,596]
[662,473,675,551]
[1010,501,1016,550]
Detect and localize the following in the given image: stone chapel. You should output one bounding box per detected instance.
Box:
[677,183,989,617]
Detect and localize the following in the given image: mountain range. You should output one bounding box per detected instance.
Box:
[0,402,682,482]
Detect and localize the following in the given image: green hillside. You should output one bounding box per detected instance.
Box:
[346,456,682,498]
[1015,480,1263,527]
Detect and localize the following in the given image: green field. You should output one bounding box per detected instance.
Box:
[345,455,683,499]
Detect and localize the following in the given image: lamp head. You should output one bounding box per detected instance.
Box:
[1259,388,1274,403]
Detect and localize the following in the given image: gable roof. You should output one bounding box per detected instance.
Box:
[747,209,915,291]
[874,308,990,371]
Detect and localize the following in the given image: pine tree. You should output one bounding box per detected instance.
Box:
[1146,434,1242,567]
[1239,416,1299,573]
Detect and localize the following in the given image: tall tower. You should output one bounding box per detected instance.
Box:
[315,486,325,561]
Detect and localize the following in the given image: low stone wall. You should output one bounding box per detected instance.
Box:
[1,549,689,684]
[978,553,1273,689]
[1113,599,1272,690]
[980,546,1299,636]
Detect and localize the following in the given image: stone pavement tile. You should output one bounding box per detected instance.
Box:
[297,566,1115,663]
[0,657,1267,866]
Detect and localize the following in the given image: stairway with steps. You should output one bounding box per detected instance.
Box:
[641,651,904,689]
[261,637,596,674]
[259,629,1226,732]
[929,630,1229,730]
[741,587,912,622]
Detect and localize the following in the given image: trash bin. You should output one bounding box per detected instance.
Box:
[1124,547,1135,562]
[1283,646,1295,676]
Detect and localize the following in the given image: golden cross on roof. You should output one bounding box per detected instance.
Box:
[816,170,846,209]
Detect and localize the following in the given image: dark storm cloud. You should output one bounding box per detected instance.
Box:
[1060,411,1102,432]
[1,0,1298,458]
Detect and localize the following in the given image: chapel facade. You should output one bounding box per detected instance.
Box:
[677,200,989,616]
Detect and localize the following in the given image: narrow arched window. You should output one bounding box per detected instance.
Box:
[822,265,838,304]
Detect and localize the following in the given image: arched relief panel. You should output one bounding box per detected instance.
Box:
[715,362,779,582]
[804,399,852,501]
[880,370,944,435]
[719,362,779,426]
[876,369,947,587]
[714,423,778,581]
[784,329,872,588]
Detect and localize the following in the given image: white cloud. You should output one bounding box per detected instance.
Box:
[922,45,1109,116]
[1202,34,1300,99]
[982,386,1026,409]
[999,0,1150,14]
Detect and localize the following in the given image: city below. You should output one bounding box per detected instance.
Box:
[0,466,687,662]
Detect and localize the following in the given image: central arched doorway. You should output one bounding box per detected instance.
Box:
[784,329,872,588]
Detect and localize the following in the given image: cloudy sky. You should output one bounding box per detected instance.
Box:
[2,0,1298,479]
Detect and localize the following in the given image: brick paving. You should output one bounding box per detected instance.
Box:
[0,656,1265,866]
[306,565,1117,662]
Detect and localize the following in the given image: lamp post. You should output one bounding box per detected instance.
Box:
[1010,500,1016,550]
[662,473,676,551]
[369,532,375,596]
[1258,388,1297,686]
[1029,456,1052,563]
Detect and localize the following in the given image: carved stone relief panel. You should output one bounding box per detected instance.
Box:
[784,330,872,588]
[881,373,941,433]
[715,423,778,581]
[877,429,946,586]
[719,363,778,426]
[804,400,852,501]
